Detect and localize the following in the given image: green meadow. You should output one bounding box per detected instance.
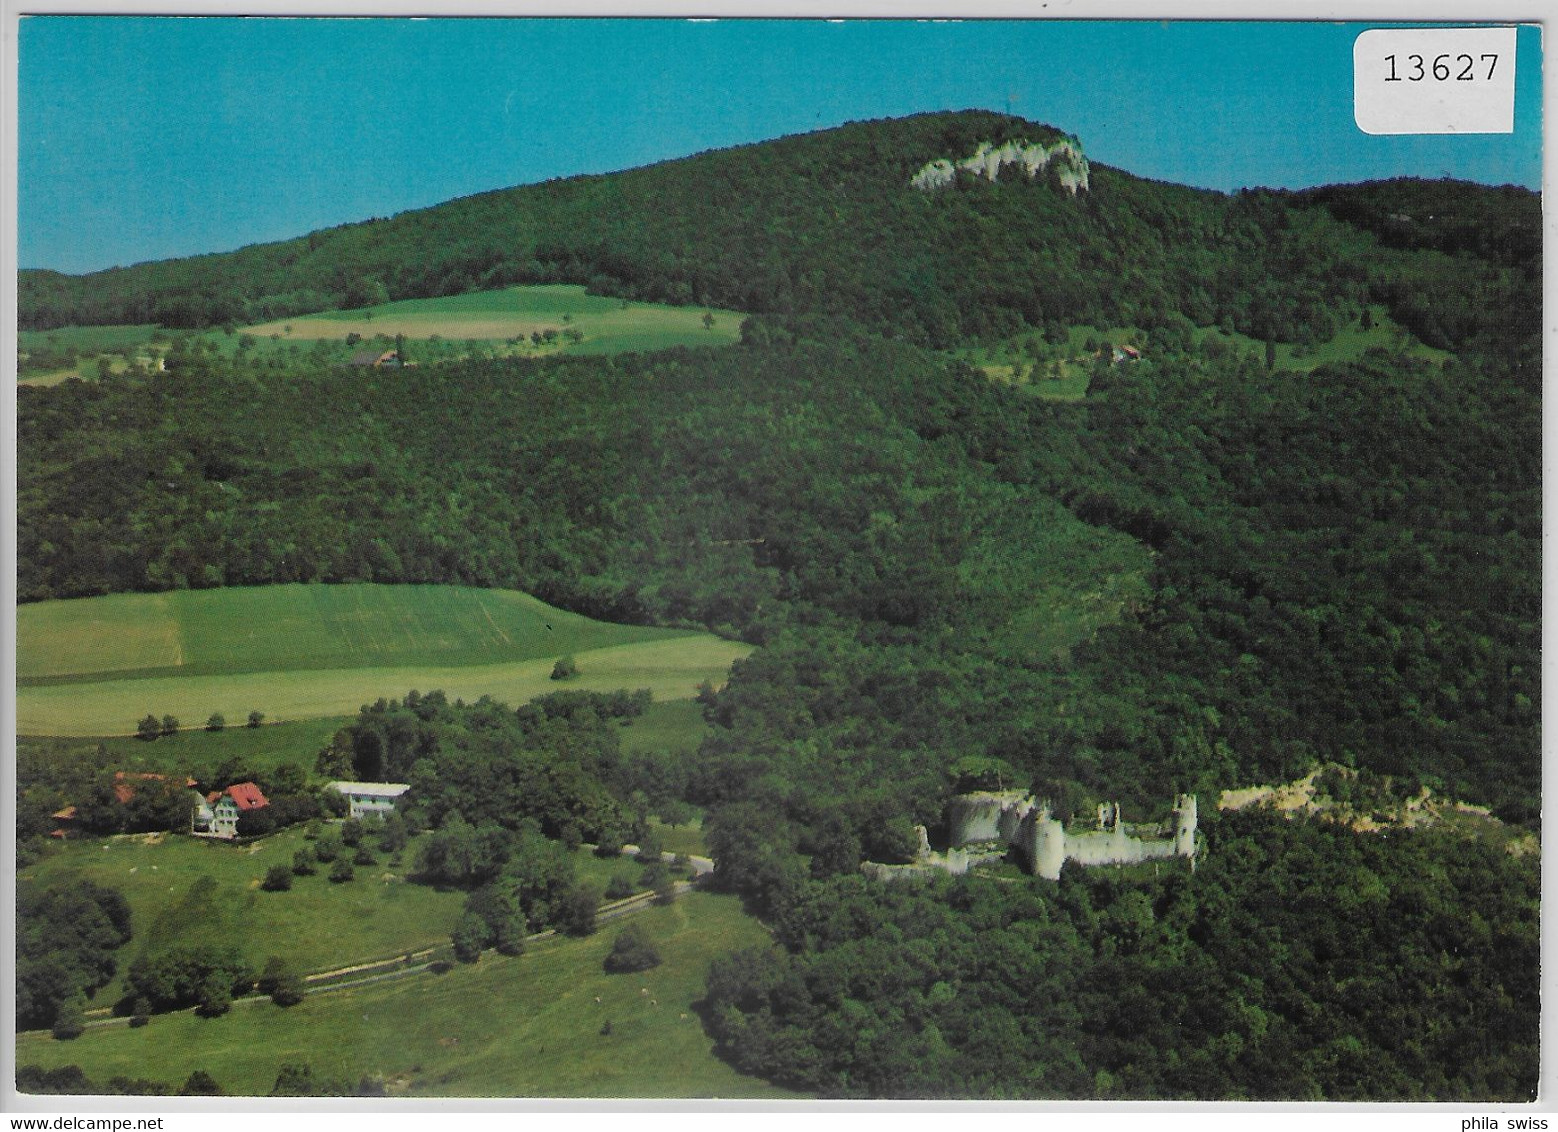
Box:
[19,584,702,682]
[242,284,743,355]
[17,583,751,736]
[960,306,1450,403]
[15,891,796,1099]
[17,285,743,385]
[19,826,468,1006]
[18,637,752,738]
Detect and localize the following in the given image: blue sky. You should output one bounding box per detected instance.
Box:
[18,17,1544,274]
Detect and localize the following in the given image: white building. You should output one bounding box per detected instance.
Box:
[330,781,412,820]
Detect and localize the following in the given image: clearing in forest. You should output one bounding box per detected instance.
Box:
[17,583,751,736]
[241,284,743,354]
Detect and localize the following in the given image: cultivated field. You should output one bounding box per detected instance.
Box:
[17,582,751,736]
[242,284,743,354]
[18,637,752,738]
[19,583,703,682]
[15,891,797,1099]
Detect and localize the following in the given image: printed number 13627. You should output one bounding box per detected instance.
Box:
[1384,52,1499,82]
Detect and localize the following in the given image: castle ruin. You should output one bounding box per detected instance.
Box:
[863,792,1197,882]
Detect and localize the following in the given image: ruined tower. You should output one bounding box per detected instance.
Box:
[1174,793,1198,859]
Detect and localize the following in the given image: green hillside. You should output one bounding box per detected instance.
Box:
[19,583,702,683]
[22,111,1533,360]
[15,110,1540,1100]
[15,892,796,1099]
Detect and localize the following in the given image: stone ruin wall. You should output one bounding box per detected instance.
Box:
[948,791,1198,880]
[909,138,1091,196]
[861,792,1197,883]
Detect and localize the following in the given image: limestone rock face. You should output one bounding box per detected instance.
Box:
[909,137,1090,195]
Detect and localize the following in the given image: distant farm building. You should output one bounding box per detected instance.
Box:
[349,349,401,368]
[195,781,270,838]
[331,781,412,820]
[113,771,195,805]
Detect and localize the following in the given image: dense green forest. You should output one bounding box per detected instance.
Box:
[21,111,1536,358]
[16,111,1540,1099]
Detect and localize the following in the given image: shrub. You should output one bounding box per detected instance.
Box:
[136,714,160,742]
[292,847,316,876]
[248,710,265,728]
[262,865,293,892]
[353,845,377,867]
[550,655,578,681]
[603,924,661,974]
[206,713,225,732]
[340,819,364,847]
[51,993,87,1040]
[452,912,491,963]
[160,715,180,737]
[312,834,341,863]
[604,873,638,901]
[558,885,599,937]
[179,1071,223,1096]
[329,858,355,883]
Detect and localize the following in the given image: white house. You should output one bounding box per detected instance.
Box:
[331,781,412,820]
[196,782,269,839]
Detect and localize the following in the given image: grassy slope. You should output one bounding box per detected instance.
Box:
[18,637,753,737]
[241,284,743,351]
[18,583,701,682]
[19,826,468,1006]
[19,718,350,782]
[17,582,751,736]
[16,285,744,384]
[958,307,1451,404]
[15,892,796,1099]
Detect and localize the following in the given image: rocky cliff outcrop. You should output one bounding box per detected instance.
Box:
[910,137,1090,195]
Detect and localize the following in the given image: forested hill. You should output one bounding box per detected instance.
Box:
[18,111,1537,359]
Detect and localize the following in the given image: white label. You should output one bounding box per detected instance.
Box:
[1354,27,1517,135]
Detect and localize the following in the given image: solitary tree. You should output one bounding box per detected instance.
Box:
[160,715,180,737]
[137,714,161,742]
[329,857,355,884]
[205,713,226,732]
[51,992,87,1040]
[550,655,579,681]
[196,973,232,1018]
[452,911,490,963]
[603,924,661,973]
[262,865,293,892]
[247,710,265,729]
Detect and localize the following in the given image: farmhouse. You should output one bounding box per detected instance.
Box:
[349,349,401,367]
[196,781,270,838]
[331,781,412,820]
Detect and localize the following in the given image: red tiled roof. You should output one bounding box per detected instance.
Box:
[225,782,269,811]
[113,783,136,805]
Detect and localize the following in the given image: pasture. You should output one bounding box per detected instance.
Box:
[18,636,754,737]
[19,826,467,1007]
[961,307,1450,403]
[242,284,743,355]
[18,583,701,682]
[15,891,796,1099]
